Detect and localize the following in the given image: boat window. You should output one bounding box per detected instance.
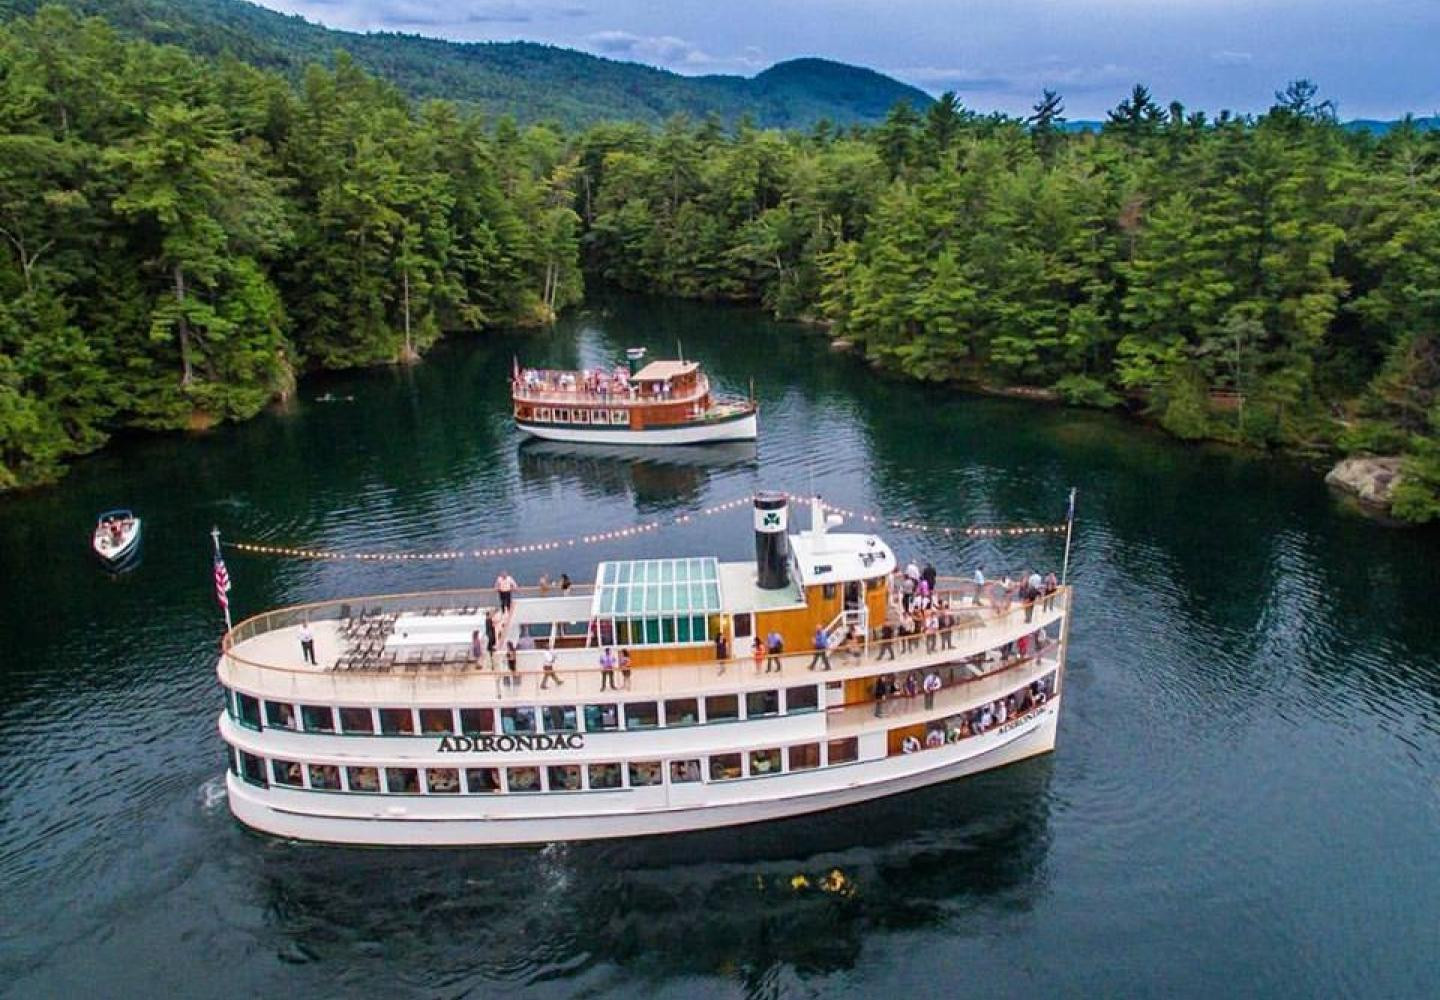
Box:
[501,707,536,733]
[584,703,619,731]
[670,759,702,783]
[339,707,375,734]
[308,764,341,790]
[507,766,540,792]
[301,704,335,732]
[426,768,460,794]
[264,700,296,729]
[822,583,837,599]
[709,753,743,781]
[785,685,819,714]
[419,708,455,734]
[625,701,659,729]
[385,768,420,794]
[574,409,589,424]
[556,409,570,422]
[239,751,267,786]
[745,690,780,718]
[788,743,821,771]
[272,759,303,787]
[548,764,582,791]
[464,767,500,794]
[610,410,627,425]
[589,763,622,789]
[664,698,699,726]
[733,613,753,639]
[226,747,238,776]
[827,737,859,765]
[379,708,416,735]
[459,708,495,734]
[705,694,739,722]
[541,705,578,732]
[628,761,662,787]
[236,692,262,729]
[749,748,782,776]
[346,766,380,792]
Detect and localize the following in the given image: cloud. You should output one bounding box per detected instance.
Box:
[1210,50,1254,66]
[584,30,764,72]
[893,61,1134,98]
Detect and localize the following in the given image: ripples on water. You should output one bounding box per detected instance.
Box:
[2,295,1439,996]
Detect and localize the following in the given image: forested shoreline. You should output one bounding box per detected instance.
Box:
[2,7,1438,520]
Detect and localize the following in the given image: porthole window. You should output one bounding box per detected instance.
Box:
[426,768,460,793]
[547,764,582,791]
[339,707,375,734]
[301,704,335,732]
[628,761,662,786]
[465,767,500,794]
[264,701,295,729]
[346,766,380,792]
[419,708,455,734]
[272,759,303,787]
[589,763,622,789]
[385,767,420,794]
[308,764,341,790]
[669,759,701,783]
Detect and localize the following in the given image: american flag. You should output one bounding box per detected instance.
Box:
[214,548,231,610]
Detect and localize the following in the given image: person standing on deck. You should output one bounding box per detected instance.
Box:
[808,625,832,671]
[972,566,986,605]
[923,671,941,710]
[765,629,784,673]
[541,648,562,688]
[495,571,516,612]
[485,612,498,669]
[298,621,317,666]
[714,629,729,675]
[599,647,618,691]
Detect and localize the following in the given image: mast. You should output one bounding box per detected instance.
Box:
[1060,488,1077,586]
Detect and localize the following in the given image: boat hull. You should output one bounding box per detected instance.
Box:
[224,699,1059,847]
[93,520,142,568]
[516,410,757,445]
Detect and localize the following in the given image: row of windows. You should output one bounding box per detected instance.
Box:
[528,407,630,425]
[230,684,822,736]
[232,737,862,794]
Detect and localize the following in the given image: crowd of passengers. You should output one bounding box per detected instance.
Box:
[516,366,677,400]
[898,672,1056,754]
[869,626,1055,716]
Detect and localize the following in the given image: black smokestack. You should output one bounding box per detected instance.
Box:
[753,493,790,590]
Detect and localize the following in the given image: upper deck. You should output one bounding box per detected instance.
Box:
[512,364,709,407]
[218,575,1070,705]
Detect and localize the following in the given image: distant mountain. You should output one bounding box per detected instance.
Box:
[0,0,934,127]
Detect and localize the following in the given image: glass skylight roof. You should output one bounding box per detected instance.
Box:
[594,557,722,616]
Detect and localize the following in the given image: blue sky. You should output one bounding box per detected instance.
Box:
[252,0,1440,119]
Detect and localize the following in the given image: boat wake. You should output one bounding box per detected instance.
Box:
[197,776,229,814]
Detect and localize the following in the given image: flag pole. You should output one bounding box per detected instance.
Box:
[1060,488,1077,586]
[212,526,233,634]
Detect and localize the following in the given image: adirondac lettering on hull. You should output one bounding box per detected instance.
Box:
[437,734,585,753]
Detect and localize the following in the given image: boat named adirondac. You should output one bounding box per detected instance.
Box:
[511,347,758,445]
[217,494,1070,846]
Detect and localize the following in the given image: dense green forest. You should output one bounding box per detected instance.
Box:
[1,7,1438,521]
[0,0,933,128]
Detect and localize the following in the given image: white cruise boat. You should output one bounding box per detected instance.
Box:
[217,494,1071,846]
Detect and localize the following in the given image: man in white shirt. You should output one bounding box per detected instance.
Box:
[298,621,316,665]
[495,571,516,612]
[541,648,561,688]
[972,566,985,606]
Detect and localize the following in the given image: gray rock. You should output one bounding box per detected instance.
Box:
[1325,456,1405,509]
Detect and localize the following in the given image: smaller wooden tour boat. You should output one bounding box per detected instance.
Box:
[511,348,758,445]
[93,509,142,568]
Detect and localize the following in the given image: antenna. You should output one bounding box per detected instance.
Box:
[676,338,684,363]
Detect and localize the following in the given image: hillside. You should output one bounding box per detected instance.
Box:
[0,0,934,127]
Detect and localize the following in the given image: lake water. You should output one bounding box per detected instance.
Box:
[1,295,1438,997]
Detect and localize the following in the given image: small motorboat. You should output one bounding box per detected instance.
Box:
[93,509,142,568]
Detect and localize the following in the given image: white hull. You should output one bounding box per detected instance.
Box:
[517,411,758,445]
[93,519,142,565]
[225,701,1059,846]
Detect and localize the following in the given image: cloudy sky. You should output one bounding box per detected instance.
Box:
[252,0,1439,119]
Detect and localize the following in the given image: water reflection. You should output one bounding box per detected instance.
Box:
[251,761,1052,987]
[517,439,758,508]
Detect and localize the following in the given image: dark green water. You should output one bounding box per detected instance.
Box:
[2,295,1438,997]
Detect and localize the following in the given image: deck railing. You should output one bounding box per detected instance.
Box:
[511,373,710,406]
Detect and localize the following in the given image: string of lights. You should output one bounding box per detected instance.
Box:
[223,493,1069,562]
